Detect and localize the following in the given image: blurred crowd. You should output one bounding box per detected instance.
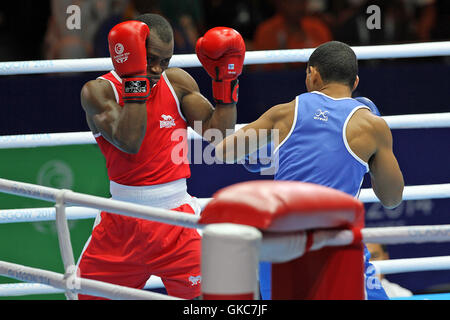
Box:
[0,0,448,65]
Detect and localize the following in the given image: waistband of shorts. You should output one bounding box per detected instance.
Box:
[109,178,190,209]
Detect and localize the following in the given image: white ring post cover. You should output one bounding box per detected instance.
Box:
[201,223,261,300]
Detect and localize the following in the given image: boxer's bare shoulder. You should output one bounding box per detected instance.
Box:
[81,79,117,115]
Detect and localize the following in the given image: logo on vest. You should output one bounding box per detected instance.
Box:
[113,43,130,63]
[188,275,202,286]
[314,109,329,122]
[160,114,176,128]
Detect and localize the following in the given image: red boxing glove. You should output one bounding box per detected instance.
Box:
[196,27,246,104]
[108,21,150,103]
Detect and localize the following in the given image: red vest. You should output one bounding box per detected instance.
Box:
[95,70,191,186]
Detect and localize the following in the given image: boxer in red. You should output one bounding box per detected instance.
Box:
[76,14,245,299]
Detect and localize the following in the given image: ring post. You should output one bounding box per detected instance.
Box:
[201,223,261,300]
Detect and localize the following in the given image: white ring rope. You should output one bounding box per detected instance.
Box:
[3,255,450,297]
[362,224,450,244]
[0,112,448,149]
[0,206,99,223]
[0,195,213,224]
[0,41,449,75]
[1,183,449,224]
[3,254,450,297]
[0,283,63,297]
[0,178,201,229]
[359,183,450,202]
[382,113,450,129]
[0,260,178,300]
[0,276,164,297]
[0,276,165,297]
[372,256,450,275]
[0,132,96,149]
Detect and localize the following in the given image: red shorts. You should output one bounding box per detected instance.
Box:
[77,203,201,299]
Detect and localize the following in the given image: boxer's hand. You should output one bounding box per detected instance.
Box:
[196,27,245,104]
[354,97,381,116]
[108,21,150,103]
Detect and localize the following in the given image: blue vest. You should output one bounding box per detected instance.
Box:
[274,91,369,196]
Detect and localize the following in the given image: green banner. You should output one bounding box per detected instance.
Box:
[0,144,109,300]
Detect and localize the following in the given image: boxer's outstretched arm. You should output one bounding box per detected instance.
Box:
[215,103,291,163]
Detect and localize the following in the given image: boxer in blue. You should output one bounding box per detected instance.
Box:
[215,41,404,300]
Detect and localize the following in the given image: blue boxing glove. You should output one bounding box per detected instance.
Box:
[242,142,274,173]
[354,96,381,116]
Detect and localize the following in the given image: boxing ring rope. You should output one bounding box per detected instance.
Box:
[359,183,450,202]
[372,256,450,276]
[1,183,449,224]
[3,205,450,244]
[0,178,200,230]
[3,256,450,297]
[0,112,449,149]
[0,260,179,300]
[0,41,449,75]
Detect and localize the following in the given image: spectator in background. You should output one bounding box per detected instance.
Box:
[158,0,204,54]
[405,0,437,41]
[320,0,369,46]
[322,0,410,46]
[0,1,51,61]
[93,0,161,57]
[323,0,437,46]
[431,0,450,41]
[94,0,202,56]
[252,0,332,71]
[366,243,414,298]
[44,0,128,59]
[203,0,274,51]
[45,0,204,58]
